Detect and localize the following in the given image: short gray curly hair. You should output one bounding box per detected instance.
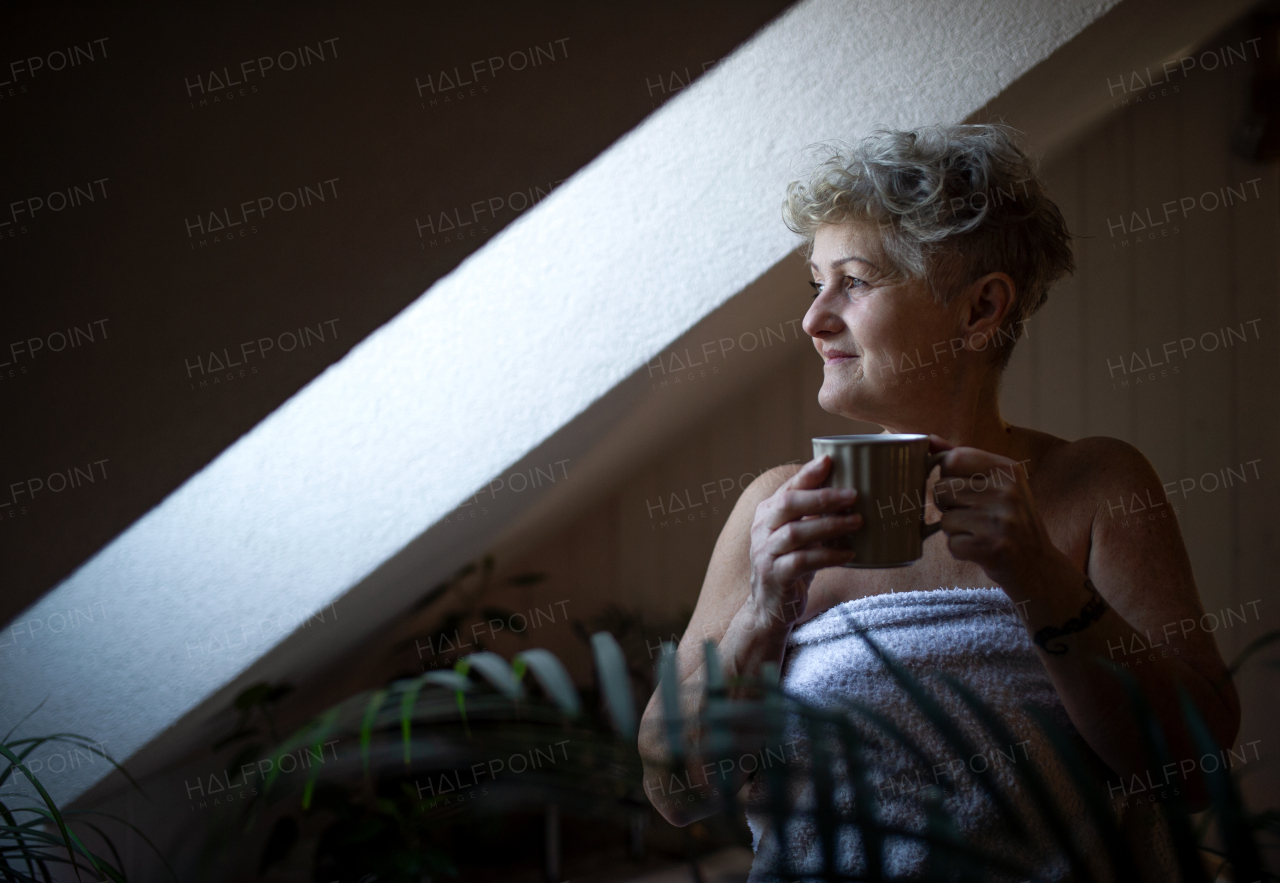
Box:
[782,124,1074,368]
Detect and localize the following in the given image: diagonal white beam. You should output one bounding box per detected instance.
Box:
[0,0,1118,804]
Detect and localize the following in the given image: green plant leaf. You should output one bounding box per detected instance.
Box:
[1176,687,1264,883]
[422,670,472,692]
[0,726,169,883]
[763,689,1045,881]
[836,716,882,882]
[590,632,636,739]
[1226,627,1280,678]
[2,697,49,744]
[0,743,90,880]
[259,707,338,806]
[921,783,982,882]
[513,649,582,716]
[939,673,1123,883]
[360,689,390,776]
[453,657,472,736]
[1100,659,1210,883]
[1,735,142,798]
[657,642,683,766]
[702,640,725,695]
[15,805,119,881]
[804,713,838,878]
[400,675,430,766]
[59,808,179,881]
[828,696,945,793]
[699,641,735,792]
[65,816,125,881]
[855,630,1032,846]
[760,676,794,881]
[460,651,525,699]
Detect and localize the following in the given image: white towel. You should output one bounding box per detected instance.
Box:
[742,587,1180,882]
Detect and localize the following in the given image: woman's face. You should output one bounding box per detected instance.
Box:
[802,221,965,426]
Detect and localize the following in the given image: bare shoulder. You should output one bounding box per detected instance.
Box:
[676,462,804,657]
[748,463,804,500]
[707,462,804,590]
[1029,432,1163,516]
[1043,434,1158,474]
[1026,431,1208,615]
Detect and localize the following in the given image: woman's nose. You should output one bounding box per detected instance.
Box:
[802,291,843,338]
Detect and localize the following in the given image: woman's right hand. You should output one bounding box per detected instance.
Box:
[747,455,861,630]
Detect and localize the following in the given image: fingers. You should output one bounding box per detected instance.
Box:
[933,479,1020,510]
[939,506,1045,570]
[943,530,983,562]
[936,446,1022,480]
[926,433,955,454]
[764,512,862,557]
[937,507,994,535]
[932,452,1027,510]
[764,485,859,530]
[940,511,1009,565]
[783,455,835,491]
[771,546,856,582]
[749,457,863,596]
[766,458,859,531]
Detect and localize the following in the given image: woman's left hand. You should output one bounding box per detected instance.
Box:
[927,435,1058,585]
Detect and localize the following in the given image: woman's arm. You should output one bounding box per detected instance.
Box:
[636,457,860,826]
[932,436,1240,810]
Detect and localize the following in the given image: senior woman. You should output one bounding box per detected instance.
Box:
[636,124,1240,881]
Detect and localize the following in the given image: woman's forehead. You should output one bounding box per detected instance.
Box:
[811,222,886,270]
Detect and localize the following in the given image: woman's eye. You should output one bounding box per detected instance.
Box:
[810,277,865,298]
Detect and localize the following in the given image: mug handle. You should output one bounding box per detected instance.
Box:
[921,451,947,540]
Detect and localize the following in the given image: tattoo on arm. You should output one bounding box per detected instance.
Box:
[1033,577,1110,656]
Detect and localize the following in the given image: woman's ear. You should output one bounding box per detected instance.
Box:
[959,272,1016,347]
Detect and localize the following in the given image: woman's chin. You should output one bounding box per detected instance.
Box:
[818,385,882,424]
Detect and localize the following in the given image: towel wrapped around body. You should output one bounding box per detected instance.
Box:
[743,587,1179,882]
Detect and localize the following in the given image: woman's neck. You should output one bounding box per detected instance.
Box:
[877,371,1018,458]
